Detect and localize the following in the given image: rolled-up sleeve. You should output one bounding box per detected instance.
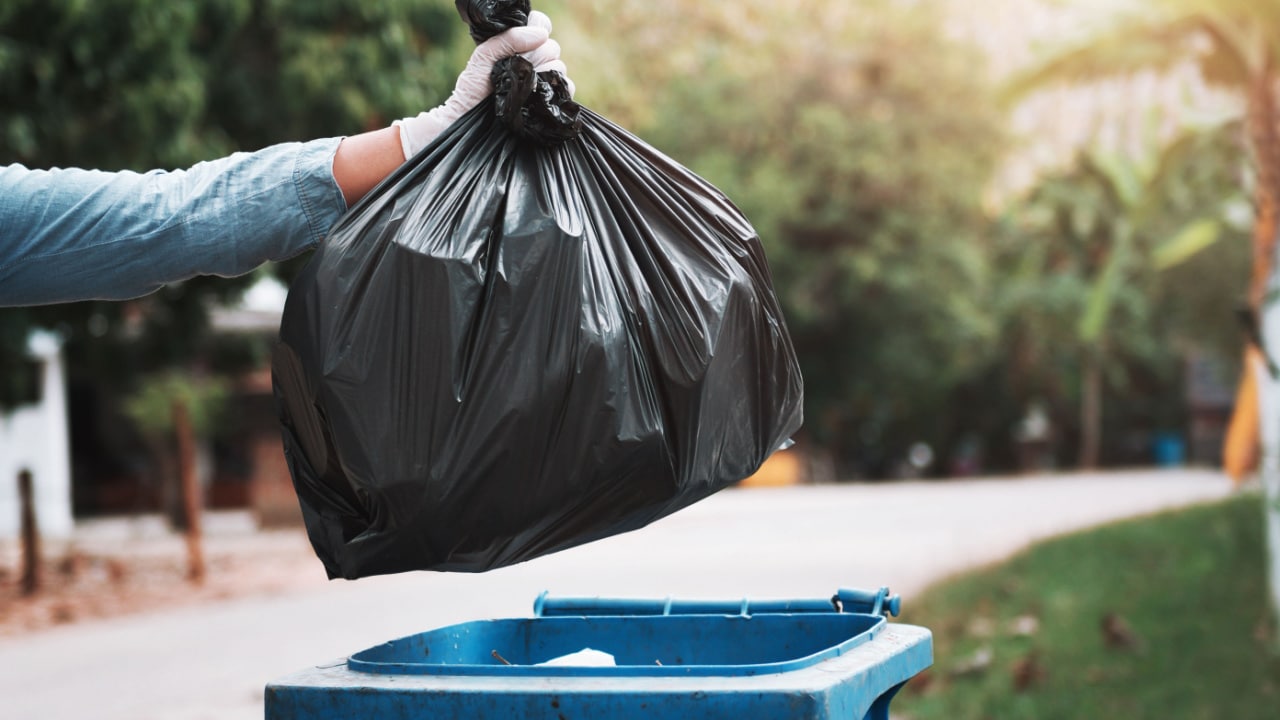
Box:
[0,137,347,307]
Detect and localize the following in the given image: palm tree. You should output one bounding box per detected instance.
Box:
[1007,129,1238,469]
[1007,1,1277,307]
[1006,0,1280,637]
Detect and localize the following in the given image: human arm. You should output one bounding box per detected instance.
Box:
[331,128,407,208]
[0,13,567,307]
[0,138,346,307]
[335,11,566,205]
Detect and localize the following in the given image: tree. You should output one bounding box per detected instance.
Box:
[1006,0,1280,634]
[0,1,467,516]
[993,125,1250,469]
[123,372,226,566]
[1007,0,1277,307]
[0,0,462,392]
[557,0,1007,475]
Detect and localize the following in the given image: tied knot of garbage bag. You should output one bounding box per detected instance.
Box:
[455,0,581,145]
[491,56,581,145]
[456,0,530,43]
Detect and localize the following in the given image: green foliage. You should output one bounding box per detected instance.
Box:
[987,125,1250,466]
[1153,218,1223,270]
[576,0,1005,473]
[555,0,1254,472]
[0,0,465,408]
[896,494,1280,719]
[123,372,229,439]
[200,0,459,155]
[0,0,458,170]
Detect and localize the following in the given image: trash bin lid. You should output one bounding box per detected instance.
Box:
[348,612,885,677]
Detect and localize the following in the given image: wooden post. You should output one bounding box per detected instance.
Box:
[18,469,40,596]
[173,400,206,584]
[1078,353,1102,470]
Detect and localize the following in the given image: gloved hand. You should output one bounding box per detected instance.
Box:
[393,11,572,159]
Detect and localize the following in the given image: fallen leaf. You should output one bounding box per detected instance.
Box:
[1101,613,1144,653]
[1011,649,1045,692]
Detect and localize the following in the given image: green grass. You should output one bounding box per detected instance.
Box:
[894,492,1280,720]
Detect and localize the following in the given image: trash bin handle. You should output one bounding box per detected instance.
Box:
[534,587,901,618]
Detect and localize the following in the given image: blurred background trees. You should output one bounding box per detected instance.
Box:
[0,0,461,403]
[1,0,1259,483]
[986,126,1250,471]
[557,0,1006,477]
[0,0,465,518]
[1005,0,1279,312]
[553,0,1252,477]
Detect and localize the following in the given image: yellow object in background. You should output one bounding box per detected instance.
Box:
[740,449,803,487]
[1223,346,1262,485]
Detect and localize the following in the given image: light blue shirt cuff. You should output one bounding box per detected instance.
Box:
[0,137,348,306]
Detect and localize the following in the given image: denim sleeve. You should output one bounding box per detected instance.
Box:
[0,137,347,307]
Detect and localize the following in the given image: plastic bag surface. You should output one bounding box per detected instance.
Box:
[272,2,803,579]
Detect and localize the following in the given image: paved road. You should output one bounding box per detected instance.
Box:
[2,469,1232,720]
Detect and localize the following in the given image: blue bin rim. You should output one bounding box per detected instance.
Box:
[346,611,888,678]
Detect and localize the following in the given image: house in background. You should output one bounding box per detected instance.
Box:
[7,277,304,532]
[0,331,73,542]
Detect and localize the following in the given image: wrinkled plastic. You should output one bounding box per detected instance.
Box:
[471,0,582,145]
[491,55,581,145]
[456,0,530,44]
[271,3,803,580]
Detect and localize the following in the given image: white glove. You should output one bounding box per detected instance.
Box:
[394,11,573,159]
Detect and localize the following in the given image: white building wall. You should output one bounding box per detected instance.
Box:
[0,331,74,540]
[1260,251,1280,630]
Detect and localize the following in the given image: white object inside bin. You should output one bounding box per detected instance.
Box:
[538,648,616,667]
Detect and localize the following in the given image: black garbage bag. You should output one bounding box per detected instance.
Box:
[271,0,803,579]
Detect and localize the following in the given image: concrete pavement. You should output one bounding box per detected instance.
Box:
[1,469,1233,720]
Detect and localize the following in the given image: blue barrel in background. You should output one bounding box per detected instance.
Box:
[1153,432,1187,467]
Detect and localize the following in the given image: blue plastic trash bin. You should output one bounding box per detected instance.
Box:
[1153,432,1186,467]
[265,587,932,720]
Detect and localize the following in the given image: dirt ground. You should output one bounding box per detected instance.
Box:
[0,512,328,638]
